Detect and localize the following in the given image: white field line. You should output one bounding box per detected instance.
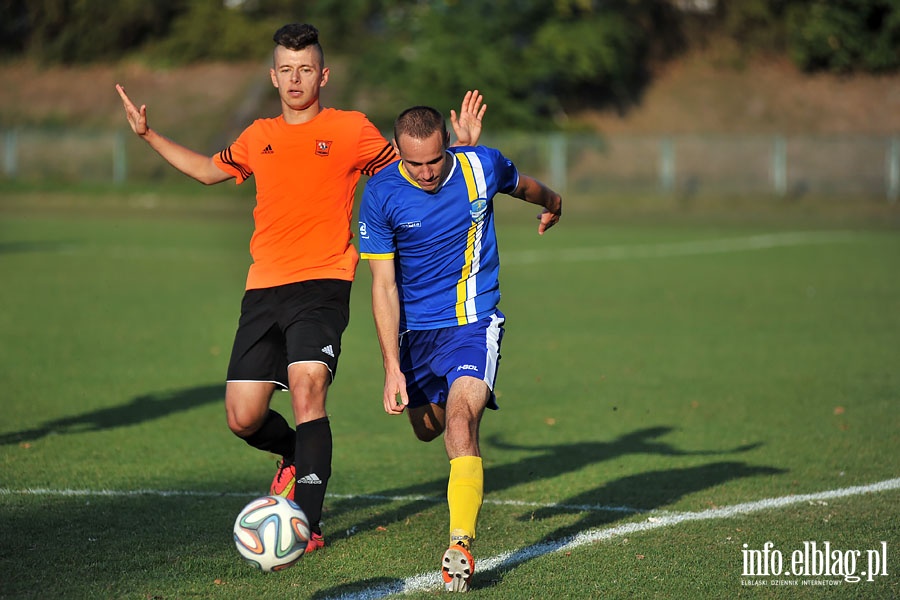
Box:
[502,231,861,266]
[0,487,642,514]
[0,487,258,499]
[2,477,898,598]
[324,477,900,600]
[329,492,643,514]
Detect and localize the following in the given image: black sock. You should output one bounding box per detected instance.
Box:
[293,416,332,534]
[240,410,295,462]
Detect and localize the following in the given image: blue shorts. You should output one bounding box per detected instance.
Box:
[400,311,505,410]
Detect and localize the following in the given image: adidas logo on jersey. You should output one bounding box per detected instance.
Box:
[321,344,334,357]
[297,473,323,485]
[261,144,274,154]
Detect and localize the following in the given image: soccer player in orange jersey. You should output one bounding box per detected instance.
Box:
[115,23,486,553]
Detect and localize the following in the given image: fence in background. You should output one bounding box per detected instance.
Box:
[2,128,898,202]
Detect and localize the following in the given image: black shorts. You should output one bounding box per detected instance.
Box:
[226,279,352,389]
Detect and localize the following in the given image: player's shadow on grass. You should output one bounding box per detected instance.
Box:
[474,461,787,591]
[314,427,771,598]
[0,384,224,446]
[2,492,254,595]
[484,427,762,491]
[325,426,760,529]
[0,240,73,255]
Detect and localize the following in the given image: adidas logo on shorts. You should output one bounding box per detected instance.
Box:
[321,345,334,357]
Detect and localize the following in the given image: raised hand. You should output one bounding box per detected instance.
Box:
[115,84,149,137]
[450,90,487,147]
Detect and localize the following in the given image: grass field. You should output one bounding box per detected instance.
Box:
[1,189,898,599]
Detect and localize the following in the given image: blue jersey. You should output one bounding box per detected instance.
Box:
[359,146,519,330]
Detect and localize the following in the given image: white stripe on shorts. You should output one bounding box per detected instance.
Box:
[484,313,504,390]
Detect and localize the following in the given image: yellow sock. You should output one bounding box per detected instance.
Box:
[447,455,483,544]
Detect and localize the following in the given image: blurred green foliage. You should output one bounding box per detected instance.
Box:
[786,0,900,73]
[0,0,184,62]
[0,0,897,127]
[337,1,683,128]
[144,0,276,65]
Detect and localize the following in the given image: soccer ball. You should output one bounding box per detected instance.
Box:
[233,495,310,572]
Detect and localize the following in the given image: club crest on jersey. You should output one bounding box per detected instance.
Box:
[316,140,332,156]
[470,198,488,223]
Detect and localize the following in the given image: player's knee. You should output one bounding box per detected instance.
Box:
[225,381,275,437]
[288,362,331,395]
[445,411,476,434]
[413,425,443,443]
[225,403,267,437]
[290,389,328,421]
[410,414,444,442]
[409,404,446,442]
[227,413,261,438]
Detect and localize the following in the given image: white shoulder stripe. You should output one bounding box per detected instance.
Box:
[463,151,488,198]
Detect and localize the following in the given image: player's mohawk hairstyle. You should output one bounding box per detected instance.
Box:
[273,23,320,52]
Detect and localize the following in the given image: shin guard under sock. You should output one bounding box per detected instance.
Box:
[293,416,332,533]
[447,455,484,542]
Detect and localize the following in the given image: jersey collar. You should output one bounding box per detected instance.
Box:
[398,150,458,191]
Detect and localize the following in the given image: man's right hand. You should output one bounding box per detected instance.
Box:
[383,369,410,415]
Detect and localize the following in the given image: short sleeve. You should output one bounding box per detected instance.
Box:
[358,185,395,258]
[214,129,253,184]
[487,147,519,195]
[357,118,397,176]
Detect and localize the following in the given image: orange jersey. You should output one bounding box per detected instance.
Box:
[214,108,396,290]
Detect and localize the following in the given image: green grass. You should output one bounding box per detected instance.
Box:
[1,194,898,599]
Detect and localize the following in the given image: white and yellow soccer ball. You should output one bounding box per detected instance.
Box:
[233,495,310,572]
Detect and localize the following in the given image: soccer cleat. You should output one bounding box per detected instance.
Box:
[306,531,325,554]
[441,542,475,592]
[269,458,296,500]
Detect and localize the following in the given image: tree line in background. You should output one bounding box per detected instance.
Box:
[2,0,898,128]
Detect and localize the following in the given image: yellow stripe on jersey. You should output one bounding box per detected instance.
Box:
[455,224,478,324]
[455,152,484,326]
[458,152,480,198]
[359,252,395,260]
[398,161,422,189]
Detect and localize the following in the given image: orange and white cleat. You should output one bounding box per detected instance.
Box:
[441,542,475,592]
[306,531,325,554]
[269,458,295,500]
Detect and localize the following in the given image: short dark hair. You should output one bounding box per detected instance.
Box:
[273,24,324,65]
[393,106,447,147]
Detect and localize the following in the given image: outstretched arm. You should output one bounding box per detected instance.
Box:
[450,90,486,147]
[368,258,410,415]
[115,84,232,185]
[510,175,563,235]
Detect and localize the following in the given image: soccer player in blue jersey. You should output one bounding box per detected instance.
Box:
[358,106,562,592]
